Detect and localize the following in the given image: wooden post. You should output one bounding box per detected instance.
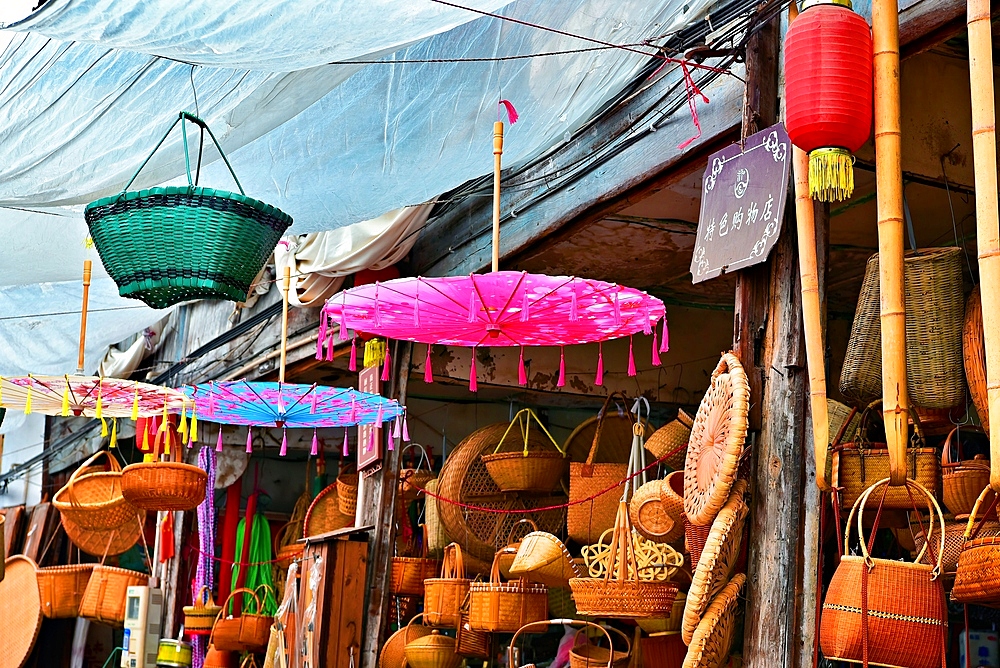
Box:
[492,121,504,273]
[77,260,92,374]
[965,0,1000,490]
[873,0,909,486]
[280,265,291,383]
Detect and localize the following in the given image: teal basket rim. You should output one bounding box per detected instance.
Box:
[86,186,292,226]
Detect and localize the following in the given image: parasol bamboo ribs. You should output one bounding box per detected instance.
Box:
[966,0,1000,491]
[872,0,909,486]
[77,260,92,374]
[280,265,291,383]
[492,121,504,273]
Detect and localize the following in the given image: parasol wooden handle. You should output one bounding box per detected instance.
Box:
[492,121,504,273]
[280,265,291,383]
[77,260,92,374]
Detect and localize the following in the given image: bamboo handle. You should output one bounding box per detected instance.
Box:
[77,260,92,374]
[279,265,291,383]
[492,121,504,273]
[966,0,1000,491]
[872,0,909,486]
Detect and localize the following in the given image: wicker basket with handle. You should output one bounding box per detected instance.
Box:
[912,511,1000,575]
[303,482,353,537]
[941,426,992,516]
[36,564,94,619]
[840,248,966,410]
[508,531,581,589]
[508,620,617,668]
[121,460,207,512]
[399,443,435,503]
[79,564,149,624]
[210,587,272,653]
[481,408,568,493]
[820,478,948,668]
[468,548,548,633]
[336,469,359,517]
[423,543,471,628]
[184,585,223,632]
[53,450,136,531]
[391,555,441,597]
[569,624,631,668]
[644,409,694,471]
[953,487,1000,604]
[568,392,636,545]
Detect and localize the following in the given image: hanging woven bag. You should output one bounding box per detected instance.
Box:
[953,486,1000,604]
[940,426,992,516]
[423,543,471,628]
[481,408,568,493]
[79,564,149,624]
[820,478,948,668]
[184,585,223,633]
[399,443,435,503]
[53,450,136,531]
[210,587,272,653]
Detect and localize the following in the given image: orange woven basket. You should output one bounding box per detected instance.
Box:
[399,443,435,504]
[121,460,207,511]
[940,426,992,516]
[481,409,568,494]
[964,286,990,432]
[423,543,471,628]
[303,483,352,537]
[468,549,548,633]
[569,624,631,668]
[53,450,137,531]
[336,471,359,517]
[953,487,1000,604]
[79,564,149,624]
[62,510,144,557]
[37,563,94,618]
[391,556,441,596]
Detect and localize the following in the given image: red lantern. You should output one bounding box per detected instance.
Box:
[784,0,873,202]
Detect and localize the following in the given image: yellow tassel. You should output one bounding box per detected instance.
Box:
[109,419,117,449]
[24,382,32,415]
[143,452,154,463]
[159,399,168,432]
[142,427,150,452]
[190,409,199,444]
[164,429,171,456]
[100,415,108,438]
[61,387,70,417]
[131,382,139,421]
[808,148,854,202]
[95,381,103,420]
[363,338,386,368]
[178,408,188,438]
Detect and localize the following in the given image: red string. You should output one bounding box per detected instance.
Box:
[677,61,711,150]
[186,543,290,568]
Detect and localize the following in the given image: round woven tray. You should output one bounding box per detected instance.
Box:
[684,353,749,526]
[437,423,566,564]
[683,573,746,668]
[682,486,749,644]
[0,556,42,668]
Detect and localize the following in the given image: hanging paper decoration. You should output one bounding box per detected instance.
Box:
[784,0,873,201]
[0,375,189,418]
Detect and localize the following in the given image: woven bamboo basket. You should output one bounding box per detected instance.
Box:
[379,615,432,668]
[820,479,948,668]
[404,628,461,668]
[941,426,992,516]
[683,353,749,526]
[482,409,568,493]
[682,573,746,668]
[840,248,966,410]
[210,587,272,653]
[184,585,223,633]
[641,631,687,668]
[438,424,565,563]
[570,501,679,618]
[498,519,538,579]
[964,286,990,432]
[274,521,304,570]
[508,531,581,588]
[630,479,677,543]
[658,471,686,545]
[913,512,1000,575]
[423,543,470,628]
[424,479,449,557]
[391,556,441,596]
[85,112,292,309]
[953,487,1000,604]
[121,461,207,511]
[37,564,94,619]
[569,624,631,668]
[53,450,136,531]
[79,564,149,624]
[303,483,353,537]
[399,443,435,503]
[0,555,43,668]
[62,510,144,557]
[336,472,359,517]
[455,615,489,658]
[645,409,695,470]
[637,592,687,634]
[468,549,548,633]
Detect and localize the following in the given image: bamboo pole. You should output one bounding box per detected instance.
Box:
[279,265,291,383]
[492,121,504,273]
[872,0,909,486]
[966,0,1000,491]
[77,259,92,375]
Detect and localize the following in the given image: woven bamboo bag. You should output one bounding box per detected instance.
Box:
[467,548,548,633]
[481,408,568,494]
[941,426,992,516]
[820,478,948,668]
[210,587,272,653]
[912,511,1000,575]
[569,392,635,545]
[840,248,966,410]
[831,401,940,510]
[953,487,1000,604]
[423,543,471,628]
[184,585,223,632]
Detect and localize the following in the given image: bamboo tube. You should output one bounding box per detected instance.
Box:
[492,121,504,273]
[872,0,909,486]
[77,259,92,374]
[966,0,1000,491]
[279,265,291,383]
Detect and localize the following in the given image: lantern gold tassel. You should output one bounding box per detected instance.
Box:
[808,148,854,202]
[61,386,70,417]
[363,338,387,368]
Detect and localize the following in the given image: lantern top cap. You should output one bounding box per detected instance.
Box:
[801,0,853,9]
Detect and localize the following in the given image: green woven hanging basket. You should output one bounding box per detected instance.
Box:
[85,112,292,309]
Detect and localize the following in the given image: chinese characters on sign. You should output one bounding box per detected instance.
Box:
[357,365,383,470]
[689,123,791,283]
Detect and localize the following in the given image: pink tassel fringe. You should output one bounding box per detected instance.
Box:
[595,343,605,386]
[628,336,637,377]
[557,346,566,387]
[424,345,434,384]
[518,347,527,386]
[469,349,478,392]
[311,430,319,456]
[349,338,358,371]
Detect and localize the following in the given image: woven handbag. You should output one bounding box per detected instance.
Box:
[481,408,568,493]
[568,392,635,545]
[912,511,1000,575]
[941,426,992,516]
[391,555,441,596]
[953,487,1000,604]
[79,564,148,624]
[85,111,292,309]
[184,585,223,633]
[468,548,548,633]
[53,450,136,531]
[211,587,272,653]
[820,478,948,668]
[424,543,471,628]
[455,614,489,658]
[831,401,940,510]
[840,248,965,410]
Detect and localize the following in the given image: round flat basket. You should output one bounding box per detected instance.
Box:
[565,414,654,463]
[682,489,749,644]
[684,353,749,526]
[62,511,144,557]
[437,423,566,564]
[0,556,42,668]
[631,479,680,543]
[683,573,745,668]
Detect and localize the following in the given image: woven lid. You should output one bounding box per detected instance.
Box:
[0,556,42,668]
[683,573,746,668]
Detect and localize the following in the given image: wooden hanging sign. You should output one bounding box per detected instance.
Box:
[690,123,791,283]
